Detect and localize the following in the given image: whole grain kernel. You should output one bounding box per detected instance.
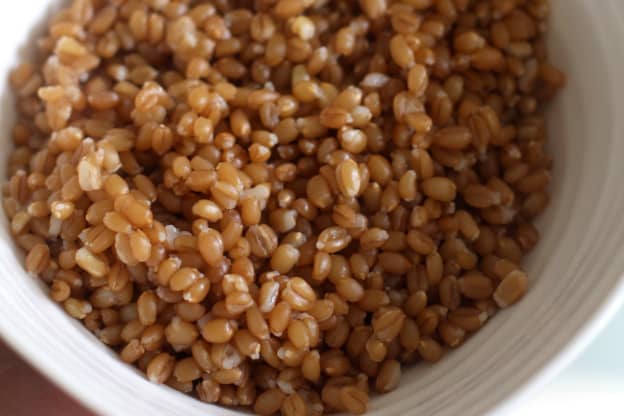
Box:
[173,357,202,383]
[335,159,361,198]
[270,244,300,274]
[116,319,139,346]
[417,337,443,363]
[281,392,307,416]
[493,270,529,308]
[439,321,465,348]
[398,170,418,201]
[278,341,307,368]
[439,276,461,310]
[340,385,368,414]
[50,279,71,302]
[433,126,472,149]
[137,290,158,326]
[357,290,390,313]
[64,298,92,319]
[406,229,435,255]
[198,229,224,266]
[458,272,494,300]
[120,339,145,363]
[426,252,444,284]
[399,318,420,351]
[378,252,411,275]
[421,177,457,202]
[169,267,201,292]
[301,350,322,383]
[75,247,108,277]
[359,228,389,250]
[254,388,285,416]
[320,107,352,129]
[320,350,351,377]
[282,278,316,312]
[375,359,401,393]
[268,209,297,233]
[114,194,153,228]
[225,291,254,315]
[233,329,261,359]
[5,0,563,413]
[286,319,311,350]
[192,200,223,222]
[256,281,279,314]
[312,251,332,281]
[372,307,406,343]
[448,307,488,332]
[316,227,352,254]
[146,352,175,384]
[309,299,335,323]
[454,31,486,53]
[246,224,278,258]
[307,175,334,209]
[335,278,365,303]
[246,306,270,341]
[201,318,235,343]
[129,230,152,262]
[240,198,261,226]
[165,317,199,346]
[390,35,415,69]
[25,243,51,274]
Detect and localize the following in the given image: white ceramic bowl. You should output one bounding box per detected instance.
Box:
[1,1,624,415]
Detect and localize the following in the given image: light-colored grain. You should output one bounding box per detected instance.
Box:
[494,270,529,308]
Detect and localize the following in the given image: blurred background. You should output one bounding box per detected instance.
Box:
[2,304,624,415]
[510,302,624,416]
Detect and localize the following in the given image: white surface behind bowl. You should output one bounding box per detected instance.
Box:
[1,1,623,415]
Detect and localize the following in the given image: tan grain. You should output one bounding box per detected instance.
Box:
[5,1,563,413]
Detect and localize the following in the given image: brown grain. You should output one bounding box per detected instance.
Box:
[5,1,563,413]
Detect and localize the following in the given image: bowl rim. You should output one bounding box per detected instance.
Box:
[488,1,624,413]
[489,278,624,416]
[2,1,624,415]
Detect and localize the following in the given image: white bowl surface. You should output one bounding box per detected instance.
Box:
[1,1,624,415]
